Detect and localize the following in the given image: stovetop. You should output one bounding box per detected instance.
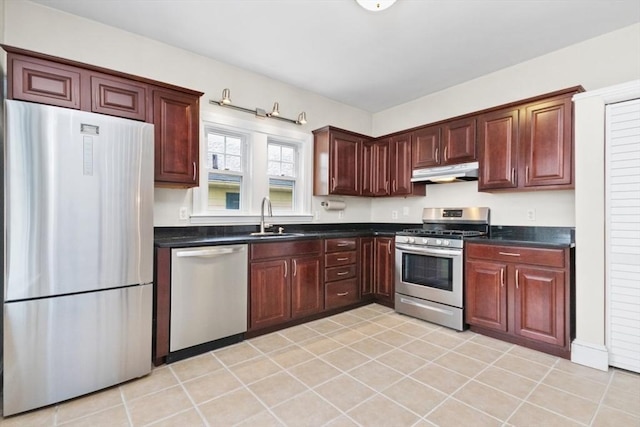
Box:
[397,228,487,238]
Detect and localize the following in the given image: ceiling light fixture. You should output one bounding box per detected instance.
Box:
[210,89,307,125]
[356,0,396,12]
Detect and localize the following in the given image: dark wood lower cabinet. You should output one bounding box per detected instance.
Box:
[250,259,291,330]
[465,243,573,358]
[249,240,324,332]
[374,237,395,306]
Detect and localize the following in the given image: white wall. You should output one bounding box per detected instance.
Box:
[371,23,640,227]
[3,0,374,226]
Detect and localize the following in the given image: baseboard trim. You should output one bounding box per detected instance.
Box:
[571,340,609,371]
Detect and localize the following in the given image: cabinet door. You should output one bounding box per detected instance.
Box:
[250,260,291,330]
[360,238,374,297]
[153,89,200,187]
[10,57,81,109]
[523,97,573,188]
[91,74,147,121]
[329,131,362,195]
[513,265,566,346]
[291,256,323,318]
[477,108,519,190]
[465,260,508,332]
[362,140,389,196]
[389,134,413,196]
[442,117,476,165]
[412,126,441,168]
[374,238,395,301]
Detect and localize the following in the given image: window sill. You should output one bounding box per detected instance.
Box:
[189,214,314,226]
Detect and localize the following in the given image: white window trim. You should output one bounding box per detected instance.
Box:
[192,111,313,225]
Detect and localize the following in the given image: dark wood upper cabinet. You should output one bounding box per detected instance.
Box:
[313,126,365,196]
[478,89,580,192]
[362,139,389,196]
[442,117,477,164]
[91,74,147,121]
[411,125,440,168]
[523,96,573,188]
[477,108,520,190]
[153,89,200,187]
[411,118,476,169]
[389,133,413,195]
[3,45,203,188]
[9,56,81,110]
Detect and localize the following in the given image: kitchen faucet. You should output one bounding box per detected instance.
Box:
[260,197,273,233]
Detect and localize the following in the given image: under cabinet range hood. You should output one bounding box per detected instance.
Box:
[411,161,479,184]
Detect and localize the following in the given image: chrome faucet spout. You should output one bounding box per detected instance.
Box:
[260,197,273,233]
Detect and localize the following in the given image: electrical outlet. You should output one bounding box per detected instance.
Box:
[526,209,536,221]
[392,210,398,219]
[179,207,188,220]
[402,206,409,216]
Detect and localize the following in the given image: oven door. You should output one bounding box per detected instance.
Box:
[395,243,463,308]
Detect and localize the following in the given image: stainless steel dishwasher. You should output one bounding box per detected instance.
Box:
[170,244,248,354]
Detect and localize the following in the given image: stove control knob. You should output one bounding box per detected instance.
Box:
[443,240,450,246]
[421,238,429,245]
[407,237,415,244]
[435,239,442,245]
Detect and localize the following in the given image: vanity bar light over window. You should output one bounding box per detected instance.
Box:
[210,88,307,125]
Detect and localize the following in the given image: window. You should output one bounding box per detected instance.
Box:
[206,130,246,211]
[268,141,298,213]
[194,114,312,223]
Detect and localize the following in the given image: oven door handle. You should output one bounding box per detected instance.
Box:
[395,244,462,258]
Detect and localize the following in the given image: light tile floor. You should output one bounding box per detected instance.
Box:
[2,303,639,426]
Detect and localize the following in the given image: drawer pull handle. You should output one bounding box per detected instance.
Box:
[337,243,350,247]
[336,257,349,261]
[337,291,349,296]
[498,251,521,257]
[337,271,350,276]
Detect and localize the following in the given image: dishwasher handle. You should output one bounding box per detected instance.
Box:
[175,246,246,258]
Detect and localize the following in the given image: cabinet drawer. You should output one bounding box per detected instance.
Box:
[466,244,565,268]
[325,265,357,282]
[325,251,357,267]
[251,240,322,260]
[325,238,357,253]
[325,279,359,309]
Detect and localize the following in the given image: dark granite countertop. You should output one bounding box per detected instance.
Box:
[154,223,415,248]
[467,226,575,249]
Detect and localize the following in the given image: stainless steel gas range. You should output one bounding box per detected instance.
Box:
[395,207,490,331]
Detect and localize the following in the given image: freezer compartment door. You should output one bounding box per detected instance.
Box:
[5,100,154,300]
[2,284,152,416]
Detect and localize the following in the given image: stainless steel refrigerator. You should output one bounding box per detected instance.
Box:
[2,100,154,416]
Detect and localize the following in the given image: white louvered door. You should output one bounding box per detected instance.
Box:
[606,98,640,373]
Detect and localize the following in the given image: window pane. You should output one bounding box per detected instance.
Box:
[225,155,242,172]
[269,178,294,211]
[281,146,294,162]
[226,138,242,155]
[208,173,241,210]
[268,144,281,161]
[268,160,281,176]
[281,163,294,177]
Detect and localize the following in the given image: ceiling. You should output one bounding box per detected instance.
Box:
[31,0,640,113]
